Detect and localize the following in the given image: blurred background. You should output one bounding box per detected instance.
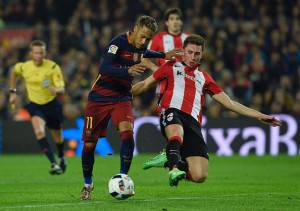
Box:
[0,0,299,155]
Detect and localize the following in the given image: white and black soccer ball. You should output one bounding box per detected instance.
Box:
[108,174,135,200]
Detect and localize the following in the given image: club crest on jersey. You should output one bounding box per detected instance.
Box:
[108,45,118,54]
[167,113,174,122]
[85,130,92,137]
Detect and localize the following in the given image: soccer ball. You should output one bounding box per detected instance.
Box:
[108,174,135,200]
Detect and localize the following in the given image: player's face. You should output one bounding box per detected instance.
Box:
[166,14,183,35]
[30,46,46,65]
[183,44,203,67]
[132,26,153,48]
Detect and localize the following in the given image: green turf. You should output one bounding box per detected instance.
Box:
[0,154,299,210]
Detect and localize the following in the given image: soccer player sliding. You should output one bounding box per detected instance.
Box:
[133,34,282,186]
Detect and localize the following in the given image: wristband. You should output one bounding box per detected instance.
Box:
[9,88,17,94]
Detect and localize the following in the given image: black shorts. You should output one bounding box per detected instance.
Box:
[160,108,209,160]
[25,98,63,130]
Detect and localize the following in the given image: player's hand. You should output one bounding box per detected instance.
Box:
[165,48,183,60]
[258,114,282,127]
[140,59,158,72]
[128,64,146,76]
[48,87,57,95]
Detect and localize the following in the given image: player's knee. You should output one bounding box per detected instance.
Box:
[118,121,133,132]
[52,135,63,143]
[83,142,96,153]
[190,172,208,183]
[35,130,45,139]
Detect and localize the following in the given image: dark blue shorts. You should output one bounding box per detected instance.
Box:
[25,98,63,130]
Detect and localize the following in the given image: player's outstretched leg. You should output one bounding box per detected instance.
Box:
[142,150,168,170]
[166,136,186,186]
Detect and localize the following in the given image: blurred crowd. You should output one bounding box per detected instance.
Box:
[0,0,300,121]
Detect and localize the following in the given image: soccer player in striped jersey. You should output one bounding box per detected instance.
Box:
[149,8,188,110]
[9,40,66,175]
[133,34,282,186]
[80,15,180,200]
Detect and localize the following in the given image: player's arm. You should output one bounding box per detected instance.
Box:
[100,54,131,77]
[132,62,170,95]
[132,75,158,95]
[8,63,22,107]
[142,48,182,73]
[9,69,18,92]
[101,56,145,77]
[143,48,182,60]
[49,64,65,96]
[100,38,145,77]
[212,92,281,126]
[140,59,158,73]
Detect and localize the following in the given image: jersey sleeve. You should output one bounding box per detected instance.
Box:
[143,49,166,58]
[13,63,24,75]
[99,36,130,78]
[153,62,172,81]
[148,34,160,51]
[52,64,65,88]
[203,71,223,96]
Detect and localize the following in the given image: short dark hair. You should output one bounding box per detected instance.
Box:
[183,34,205,49]
[164,8,183,21]
[30,40,46,50]
[135,15,158,33]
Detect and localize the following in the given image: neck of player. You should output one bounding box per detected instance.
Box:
[33,60,43,66]
[168,29,181,36]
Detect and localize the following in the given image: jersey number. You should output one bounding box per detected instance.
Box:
[86,116,93,129]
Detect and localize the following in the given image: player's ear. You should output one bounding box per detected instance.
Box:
[165,20,169,28]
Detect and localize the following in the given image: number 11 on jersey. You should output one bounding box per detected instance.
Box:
[86,116,93,129]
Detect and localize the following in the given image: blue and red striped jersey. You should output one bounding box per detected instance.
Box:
[88,32,165,103]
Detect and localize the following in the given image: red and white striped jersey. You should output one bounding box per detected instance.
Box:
[149,31,189,108]
[149,31,189,66]
[153,61,223,125]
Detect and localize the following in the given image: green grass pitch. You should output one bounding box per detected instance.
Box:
[0,154,299,210]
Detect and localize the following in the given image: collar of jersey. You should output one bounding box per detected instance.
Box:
[181,62,198,71]
[167,31,183,37]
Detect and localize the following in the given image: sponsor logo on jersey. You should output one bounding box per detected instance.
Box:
[177,70,198,82]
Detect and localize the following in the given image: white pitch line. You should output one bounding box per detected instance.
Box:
[1,192,300,210]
